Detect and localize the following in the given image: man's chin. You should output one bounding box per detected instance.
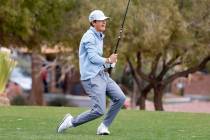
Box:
[100,28,106,32]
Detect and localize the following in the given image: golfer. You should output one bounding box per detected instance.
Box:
[57,10,126,135]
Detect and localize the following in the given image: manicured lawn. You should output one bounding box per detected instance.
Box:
[0,106,209,140]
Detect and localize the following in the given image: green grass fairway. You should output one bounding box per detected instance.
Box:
[0,106,209,140]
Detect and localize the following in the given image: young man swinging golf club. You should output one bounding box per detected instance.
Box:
[57,10,126,135]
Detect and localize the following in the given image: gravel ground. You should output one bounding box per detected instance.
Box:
[145,100,210,113]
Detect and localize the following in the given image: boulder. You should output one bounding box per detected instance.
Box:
[0,93,10,106]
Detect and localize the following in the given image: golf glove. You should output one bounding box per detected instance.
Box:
[111,63,116,68]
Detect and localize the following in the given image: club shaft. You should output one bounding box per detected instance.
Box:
[114,0,131,54]
[108,0,131,74]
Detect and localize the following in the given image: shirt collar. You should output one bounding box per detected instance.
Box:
[90,26,105,39]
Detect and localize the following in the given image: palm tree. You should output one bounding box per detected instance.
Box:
[0,48,16,93]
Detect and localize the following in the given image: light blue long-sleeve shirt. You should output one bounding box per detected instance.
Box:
[79,26,107,80]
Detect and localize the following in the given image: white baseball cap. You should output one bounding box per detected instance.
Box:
[89,10,109,22]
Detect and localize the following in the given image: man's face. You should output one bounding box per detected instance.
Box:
[93,20,106,32]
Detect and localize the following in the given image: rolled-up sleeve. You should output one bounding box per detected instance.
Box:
[84,34,106,65]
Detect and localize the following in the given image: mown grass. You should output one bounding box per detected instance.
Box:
[0,106,209,140]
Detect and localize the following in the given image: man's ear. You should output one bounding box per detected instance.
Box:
[90,21,96,27]
[92,20,97,26]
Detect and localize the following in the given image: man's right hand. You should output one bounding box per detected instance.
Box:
[107,53,117,63]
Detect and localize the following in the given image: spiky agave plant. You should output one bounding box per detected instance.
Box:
[0,48,16,93]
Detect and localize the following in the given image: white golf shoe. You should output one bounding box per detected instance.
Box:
[97,123,110,135]
[57,113,73,133]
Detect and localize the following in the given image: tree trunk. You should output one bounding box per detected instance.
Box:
[131,80,138,109]
[50,64,57,93]
[153,85,164,111]
[138,84,152,110]
[30,52,43,105]
[139,92,146,110]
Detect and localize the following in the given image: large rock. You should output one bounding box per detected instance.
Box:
[0,93,10,106]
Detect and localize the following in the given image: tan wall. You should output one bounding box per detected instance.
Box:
[171,72,210,96]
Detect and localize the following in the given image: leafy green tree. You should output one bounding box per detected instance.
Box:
[123,0,210,110]
[0,0,76,105]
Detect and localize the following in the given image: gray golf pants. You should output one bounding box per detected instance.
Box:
[71,70,126,127]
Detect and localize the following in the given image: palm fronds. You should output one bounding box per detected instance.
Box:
[0,48,16,93]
